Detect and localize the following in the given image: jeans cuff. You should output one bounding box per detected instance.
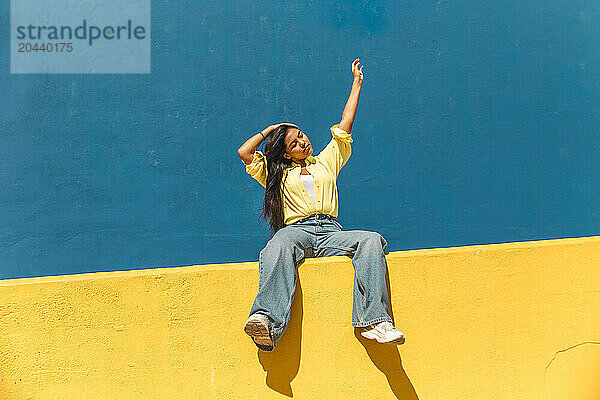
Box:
[352,316,393,328]
[270,325,286,347]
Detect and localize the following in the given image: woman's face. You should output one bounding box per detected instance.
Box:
[283,128,312,162]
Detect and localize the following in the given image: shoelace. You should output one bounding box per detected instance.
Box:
[378,322,395,332]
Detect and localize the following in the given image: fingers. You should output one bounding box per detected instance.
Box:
[351,58,364,79]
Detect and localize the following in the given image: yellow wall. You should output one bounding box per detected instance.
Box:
[1,236,599,399]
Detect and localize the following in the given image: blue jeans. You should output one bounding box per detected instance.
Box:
[248,213,393,351]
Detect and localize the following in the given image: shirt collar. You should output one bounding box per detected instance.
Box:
[289,155,316,168]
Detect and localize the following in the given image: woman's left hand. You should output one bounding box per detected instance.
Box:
[351,58,364,82]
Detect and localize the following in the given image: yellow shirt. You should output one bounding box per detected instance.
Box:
[244,124,353,225]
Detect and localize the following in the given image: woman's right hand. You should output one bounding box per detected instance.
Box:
[238,123,298,165]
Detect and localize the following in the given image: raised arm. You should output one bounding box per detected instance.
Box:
[338,58,364,134]
[237,123,297,165]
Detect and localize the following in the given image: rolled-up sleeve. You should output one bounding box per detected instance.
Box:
[244,151,268,188]
[318,124,353,177]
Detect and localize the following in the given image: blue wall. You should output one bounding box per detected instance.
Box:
[1,0,599,279]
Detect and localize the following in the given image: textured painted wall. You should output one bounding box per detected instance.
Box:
[1,237,599,399]
[1,0,599,278]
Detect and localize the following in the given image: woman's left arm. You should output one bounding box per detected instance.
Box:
[338,58,364,133]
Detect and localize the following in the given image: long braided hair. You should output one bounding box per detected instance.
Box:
[261,124,295,233]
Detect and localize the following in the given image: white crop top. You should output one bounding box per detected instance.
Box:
[299,174,316,207]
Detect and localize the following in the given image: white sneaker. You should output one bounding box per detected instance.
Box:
[361,321,405,344]
[244,314,273,347]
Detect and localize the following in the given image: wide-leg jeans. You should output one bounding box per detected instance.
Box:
[248,213,393,351]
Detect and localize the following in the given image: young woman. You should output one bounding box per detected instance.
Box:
[237,59,404,352]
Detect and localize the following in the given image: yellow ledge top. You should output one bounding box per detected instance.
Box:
[1,235,598,286]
